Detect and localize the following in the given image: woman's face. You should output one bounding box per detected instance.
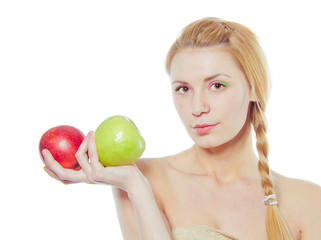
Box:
[169,47,254,148]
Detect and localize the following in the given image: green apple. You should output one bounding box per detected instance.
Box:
[95,115,145,166]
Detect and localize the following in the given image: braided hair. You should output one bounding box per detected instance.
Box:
[165,17,293,240]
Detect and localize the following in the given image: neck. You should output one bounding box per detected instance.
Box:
[192,119,259,183]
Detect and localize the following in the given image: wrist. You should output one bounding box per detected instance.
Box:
[126,169,153,202]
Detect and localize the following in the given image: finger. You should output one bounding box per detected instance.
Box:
[44,166,76,185]
[42,149,89,183]
[87,131,100,164]
[76,132,96,183]
[75,133,90,168]
[87,131,106,182]
[88,131,104,168]
[44,166,60,180]
[42,149,65,171]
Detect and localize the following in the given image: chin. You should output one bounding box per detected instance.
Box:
[191,135,226,149]
[197,141,225,149]
[190,129,241,150]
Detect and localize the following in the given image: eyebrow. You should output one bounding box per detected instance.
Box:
[172,73,231,85]
[204,73,231,82]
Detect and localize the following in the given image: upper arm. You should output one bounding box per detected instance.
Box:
[299,181,321,240]
[112,187,174,240]
[275,173,321,239]
[112,158,174,240]
[112,187,140,240]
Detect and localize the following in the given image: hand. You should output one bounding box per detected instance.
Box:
[43,131,146,191]
[42,143,91,184]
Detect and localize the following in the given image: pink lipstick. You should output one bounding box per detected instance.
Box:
[193,124,218,135]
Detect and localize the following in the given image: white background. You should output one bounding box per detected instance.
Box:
[1,0,320,239]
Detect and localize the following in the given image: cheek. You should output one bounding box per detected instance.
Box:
[173,97,189,120]
[218,92,250,122]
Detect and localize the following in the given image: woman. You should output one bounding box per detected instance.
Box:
[42,17,321,240]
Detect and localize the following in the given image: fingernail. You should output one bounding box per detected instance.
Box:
[42,149,47,157]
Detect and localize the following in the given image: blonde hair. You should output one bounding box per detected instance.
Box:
[165,17,293,240]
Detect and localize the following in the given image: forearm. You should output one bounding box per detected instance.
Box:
[127,174,171,240]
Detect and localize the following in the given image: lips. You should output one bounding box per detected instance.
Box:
[192,124,218,135]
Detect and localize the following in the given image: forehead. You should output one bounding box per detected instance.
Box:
[169,47,244,82]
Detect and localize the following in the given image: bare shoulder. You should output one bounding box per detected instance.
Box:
[135,156,173,179]
[135,148,192,179]
[274,172,321,205]
[135,155,178,192]
[273,172,321,238]
[134,156,176,208]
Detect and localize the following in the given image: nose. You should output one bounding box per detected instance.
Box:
[191,93,210,117]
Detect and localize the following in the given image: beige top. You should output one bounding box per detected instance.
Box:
[172,225,239,240]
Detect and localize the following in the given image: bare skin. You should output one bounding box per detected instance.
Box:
[132,147,321,240]
[116,47,321,239]
[43,47,321,239]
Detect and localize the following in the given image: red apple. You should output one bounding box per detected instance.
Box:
[39,125,85,170]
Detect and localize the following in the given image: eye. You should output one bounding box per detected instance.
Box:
[208,81,228,91]
[175,86,191,94]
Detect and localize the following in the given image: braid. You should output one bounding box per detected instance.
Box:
[252,102,274,196]
[166,17,294,240]
[252,102,293,240]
